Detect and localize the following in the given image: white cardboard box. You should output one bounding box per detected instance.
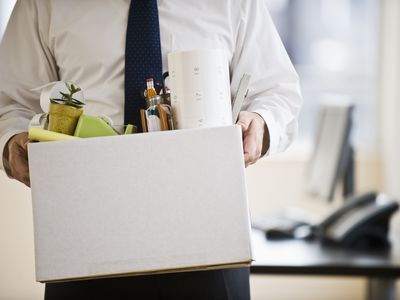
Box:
[28,125,252,283]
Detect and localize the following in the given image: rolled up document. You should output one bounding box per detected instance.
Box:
[168,49,232,129]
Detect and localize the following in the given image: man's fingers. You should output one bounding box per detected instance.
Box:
[10,152,29,175]
[237,111,253,132]
[3,132,31,186]
[9,140,30,187]
[243,123,262,167]
[237,112,267,167]
[22,176,31,187]
[10,158,30,186]
[243,152,250,167]
[22,140,29,151]
[243,141,260,167]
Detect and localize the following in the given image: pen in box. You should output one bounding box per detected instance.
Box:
[140,109,148,133]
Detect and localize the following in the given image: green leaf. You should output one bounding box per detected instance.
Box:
[59,92,70,99]
[50,98,65,103]
[71,98,85,105]
[65,82,72,92]
[51,82,84,108]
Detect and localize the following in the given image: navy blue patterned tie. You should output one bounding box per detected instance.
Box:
[124,0,163,132]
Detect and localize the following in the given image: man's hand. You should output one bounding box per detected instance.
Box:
[3,132,30,187]
[237,111,269,167]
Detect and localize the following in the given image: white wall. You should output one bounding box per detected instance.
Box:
[246,151,383,214]
[0,173,44,300]
[379,0,400,199]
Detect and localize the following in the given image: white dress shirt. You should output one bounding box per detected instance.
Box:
[0,0,302,172]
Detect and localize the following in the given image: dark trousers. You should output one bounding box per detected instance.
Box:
[44,268,250,300]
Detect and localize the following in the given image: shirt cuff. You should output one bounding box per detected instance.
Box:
[249,109,281,156]
[0,129,26,175]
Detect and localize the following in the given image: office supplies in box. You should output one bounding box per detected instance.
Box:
[28,125,252,282]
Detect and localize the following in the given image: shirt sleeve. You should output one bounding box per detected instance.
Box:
[230,0,303,156]
[0,0,58,172]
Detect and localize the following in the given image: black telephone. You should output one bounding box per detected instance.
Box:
[315,192,399,249]
[261,192,399,250]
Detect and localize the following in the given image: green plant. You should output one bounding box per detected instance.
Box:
[50,82,85,108]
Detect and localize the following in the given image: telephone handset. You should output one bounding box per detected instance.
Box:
[318,192,377,231]
[315,192,399,249]
[259,192,399,249]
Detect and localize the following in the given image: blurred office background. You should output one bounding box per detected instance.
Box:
[1,0,400,299]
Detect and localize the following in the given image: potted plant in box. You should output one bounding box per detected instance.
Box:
[48,82,85,135]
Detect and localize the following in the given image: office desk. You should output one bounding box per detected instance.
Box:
[250,229,400,300]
